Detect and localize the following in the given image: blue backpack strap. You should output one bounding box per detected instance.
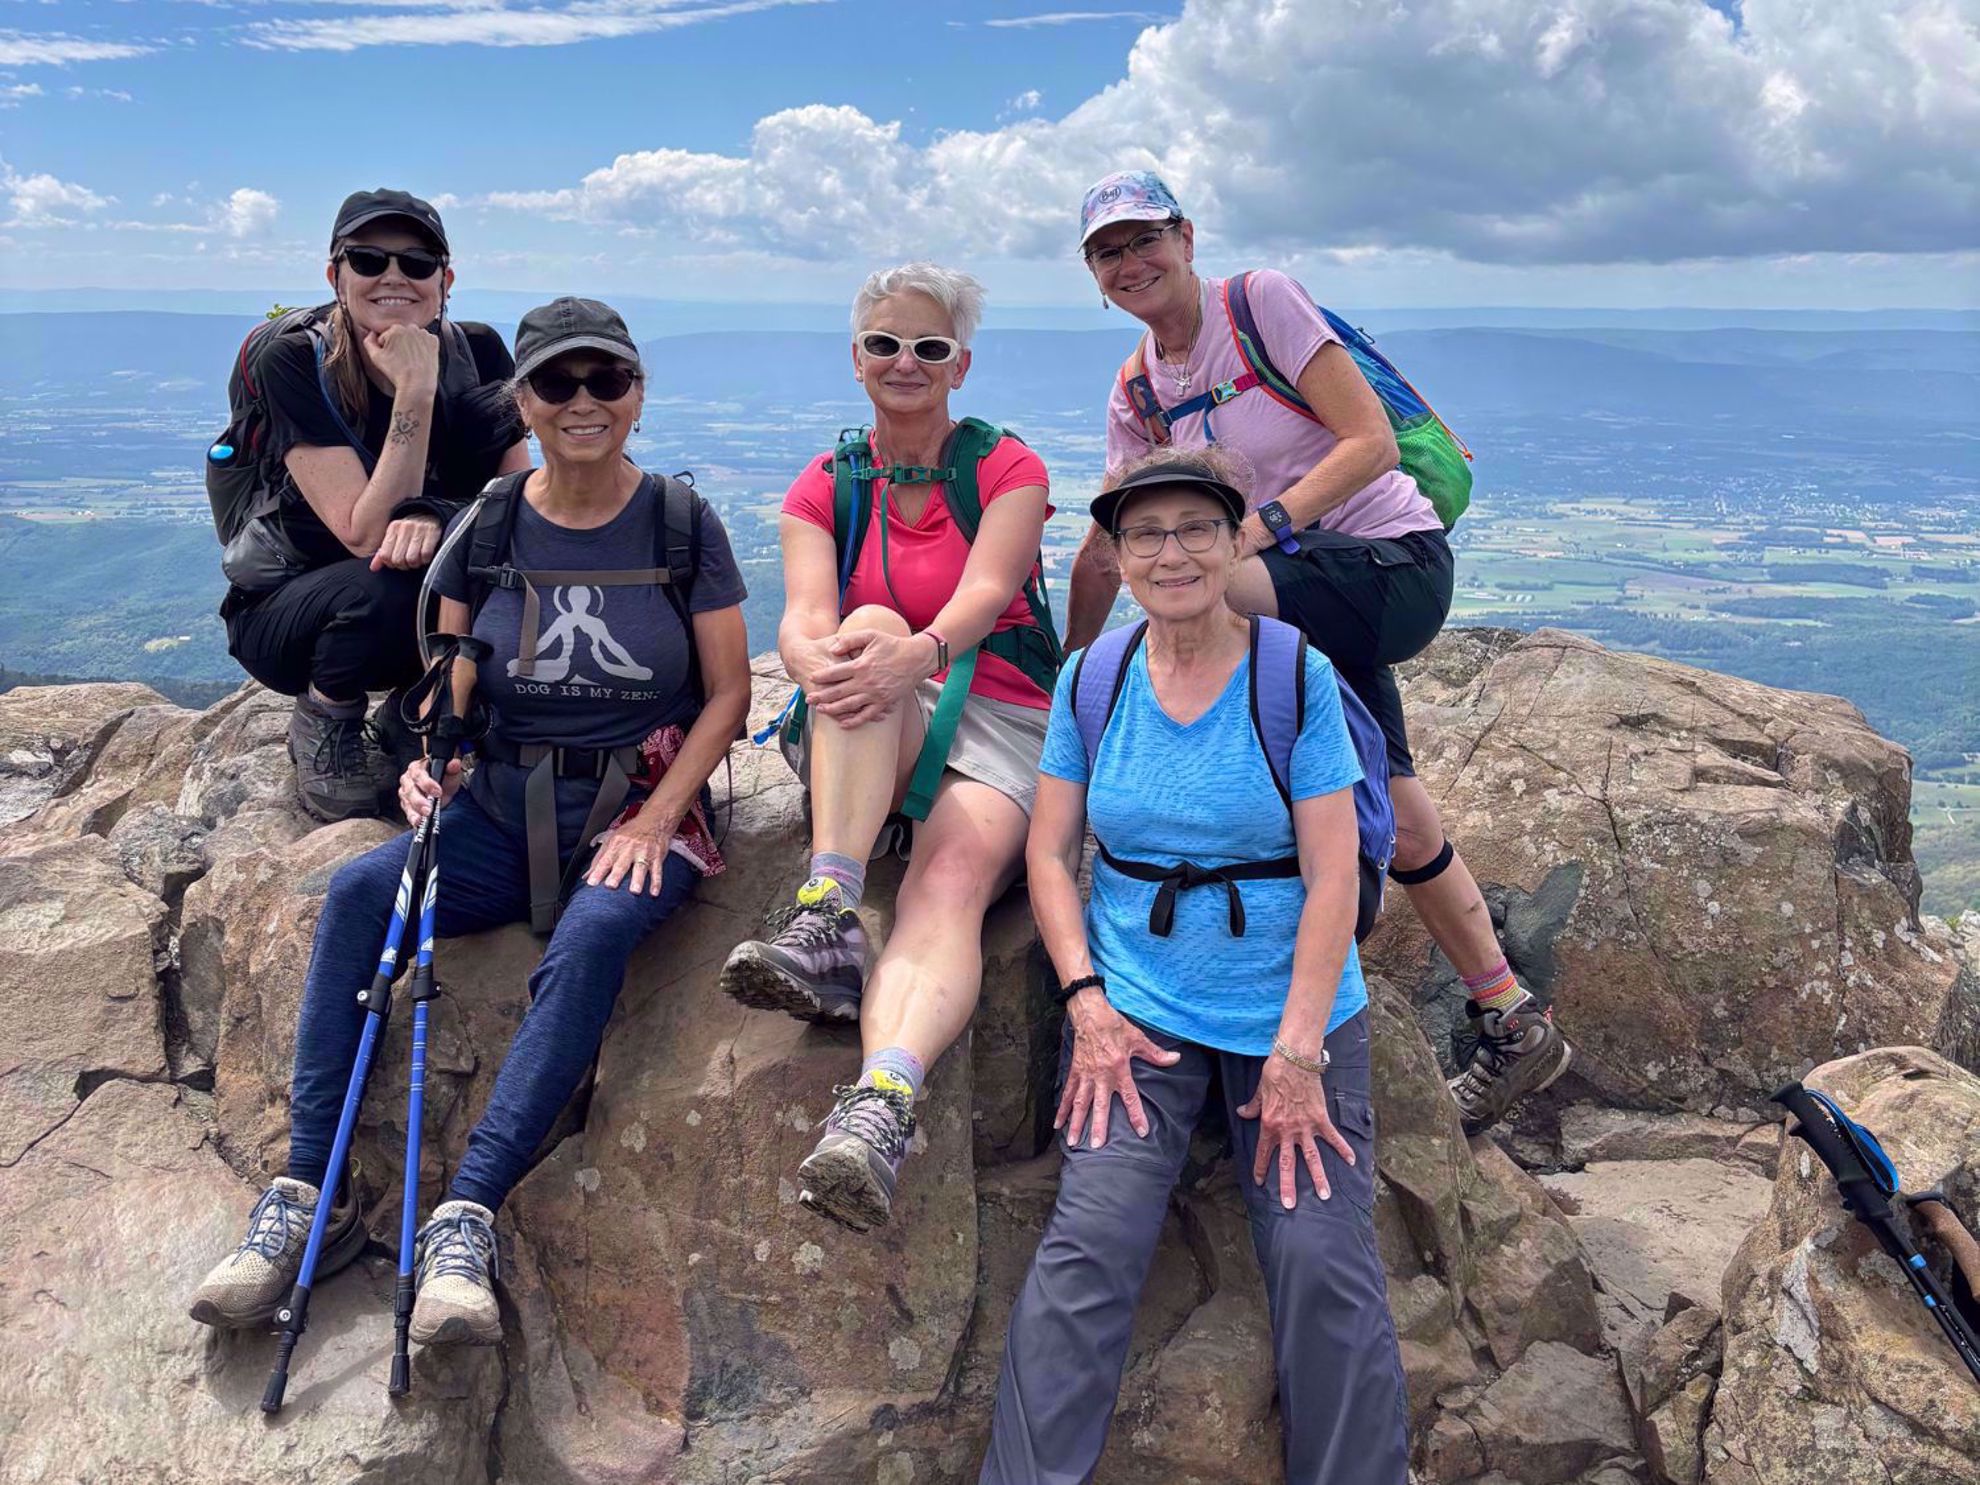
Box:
[1071,622,1148,772]
[1246,615,1305,809]
[827,426,876,601]
[1224,271,1315,421]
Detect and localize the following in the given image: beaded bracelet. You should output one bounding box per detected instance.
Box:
[1054,973,1105,1006]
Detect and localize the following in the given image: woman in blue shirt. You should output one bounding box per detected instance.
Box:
[982,449,1408,1485]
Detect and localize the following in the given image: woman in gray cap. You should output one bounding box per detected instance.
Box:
[189,297,752,1350]
[215,187,530,824]
[983,447,1408,1485]
[1066,169,1570,1139]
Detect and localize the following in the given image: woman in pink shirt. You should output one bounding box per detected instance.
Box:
[721,262,1059,1231]
[1066,172,1571,1138]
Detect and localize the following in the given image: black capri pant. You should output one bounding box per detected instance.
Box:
[1258,526,1453,778]
[223,559,426,702]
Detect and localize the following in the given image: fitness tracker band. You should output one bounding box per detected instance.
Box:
[1257,500,1301,554]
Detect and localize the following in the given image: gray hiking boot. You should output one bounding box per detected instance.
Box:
[409,1199,502,1346]
[798,1081,917,1233]
[188,1175,366,1328]
[287,693,395,823]
[1448,991,1573,1137]
[719,878,867,1024]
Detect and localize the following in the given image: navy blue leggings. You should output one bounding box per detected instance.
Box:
[286,781,694,1211]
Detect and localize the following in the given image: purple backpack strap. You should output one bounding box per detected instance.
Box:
[1246,616,1306,807]
[1072,622,1149,771]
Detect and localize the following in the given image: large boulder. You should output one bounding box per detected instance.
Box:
[0,681,176,830]
[0,1078,500,1485]
[1369,629,1976,1115]
[0,835,167,1165]
[1705,1046,1980,1484]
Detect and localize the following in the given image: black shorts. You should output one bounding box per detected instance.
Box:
[1258,526,1454,778]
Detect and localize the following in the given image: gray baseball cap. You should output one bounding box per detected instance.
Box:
[513,297,643,380]
[331,188,449,255]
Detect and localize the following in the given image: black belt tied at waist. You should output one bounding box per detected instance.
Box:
[1096,843,1301,938]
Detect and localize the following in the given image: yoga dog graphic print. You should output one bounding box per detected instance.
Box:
[511,584,656,686]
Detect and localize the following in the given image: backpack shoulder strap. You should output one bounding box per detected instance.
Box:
[1224,271,1316,421]
[437,316,480,403]
[826,426,876,601]
[941,417,1005,544]
[463,469,531,619]
[652,472,700,598]
[1071,621,1148,772]
[1247,614,1307,810]
[1119,338,1172,446]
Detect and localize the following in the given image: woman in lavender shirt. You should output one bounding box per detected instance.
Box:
[1064,170,1571,1137]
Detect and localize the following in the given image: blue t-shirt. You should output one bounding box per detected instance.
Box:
[431,474,747,751]
[1039,642,1368,1056]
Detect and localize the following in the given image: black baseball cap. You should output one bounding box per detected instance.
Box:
[1091,457,1247,534]
[513,297,643,380]
[330,188,449,255]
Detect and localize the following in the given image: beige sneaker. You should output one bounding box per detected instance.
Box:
[188,1175,366,1328]
[408,1199,502,1346]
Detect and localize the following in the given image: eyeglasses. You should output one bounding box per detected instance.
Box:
[526,364,641,404]
[855,330,963,366]
[1083,223,1178,270]
[1114,518,1233,558]
[337,245,445,281]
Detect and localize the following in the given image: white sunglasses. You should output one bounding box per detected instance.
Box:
[855,330,963,366]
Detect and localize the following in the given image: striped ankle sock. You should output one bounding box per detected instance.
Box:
[858,1047,926,1102]
[804,851,866,910]
[1463,960,1523,1014]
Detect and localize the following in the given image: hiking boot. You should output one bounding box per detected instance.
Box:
[288,693,395,823]
[409,1199,502,1346]
[719,879,867,1024]
[1448,991,1574,1137]
[798,1081,917,1233]
[369,687,424,780]
[188,1175,366,1328]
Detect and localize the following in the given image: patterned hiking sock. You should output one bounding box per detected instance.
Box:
[804,852,867,910]
[1463,959,1523,1015]
[857,1047,926,1103]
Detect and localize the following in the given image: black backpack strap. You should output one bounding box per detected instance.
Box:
[463,470,531,623]
[652,473,704,703]
[436,316,481,403]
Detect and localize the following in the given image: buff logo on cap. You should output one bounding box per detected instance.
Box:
[1079,169,1183,245]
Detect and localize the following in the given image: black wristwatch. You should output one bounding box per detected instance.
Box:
[1256,500,1301,554]
[1054,973,1105,1007]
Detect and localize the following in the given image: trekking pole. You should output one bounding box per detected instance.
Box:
[262,636,485,1414]
[388,671,475,1396]
[262,804,436,1414]
[1773,1082,1980,1387]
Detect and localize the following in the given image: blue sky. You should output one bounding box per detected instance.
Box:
[2,0,1975,308]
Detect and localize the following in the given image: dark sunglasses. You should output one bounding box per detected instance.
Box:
[338,245,445,281]
[855,330,963,366]
[526,364,642,404]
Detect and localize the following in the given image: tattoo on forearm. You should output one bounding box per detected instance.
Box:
[390,411,422,447]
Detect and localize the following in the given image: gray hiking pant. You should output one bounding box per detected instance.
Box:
[980,1009,1409,1485]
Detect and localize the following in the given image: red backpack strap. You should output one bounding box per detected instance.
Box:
[1223,271,1318,423]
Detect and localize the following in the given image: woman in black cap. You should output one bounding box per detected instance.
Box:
[218,187,529,823]
[984,446,1407,1485]
[189,296,752,1349]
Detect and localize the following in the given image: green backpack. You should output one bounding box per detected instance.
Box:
[775,416,1063,819]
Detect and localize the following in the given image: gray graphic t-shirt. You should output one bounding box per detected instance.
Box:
[431,474,747,751]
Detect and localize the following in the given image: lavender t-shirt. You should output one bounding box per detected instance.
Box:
[1104,271,1441,540]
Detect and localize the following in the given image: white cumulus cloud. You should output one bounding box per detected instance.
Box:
[477,0,1980,267]
[2,164,112,226]
[215,187,280,238]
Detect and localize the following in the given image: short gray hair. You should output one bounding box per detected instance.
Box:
[850,262,985,346]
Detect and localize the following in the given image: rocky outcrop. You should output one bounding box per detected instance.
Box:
[1370,628,1977,1116]
[0,633,1973,1485]
[1705,1046,1980,1485]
